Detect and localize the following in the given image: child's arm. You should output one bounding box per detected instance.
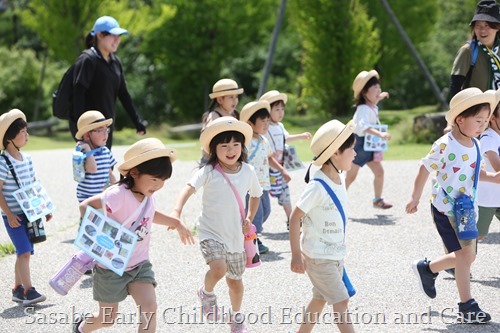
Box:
[154,211,195,245]
[0,180,20,228]
[289,206,306,274]
[405,164,430,214]
[79,194,103,218]
[269,156,291,183]
[171,184,196,219]
[109,169,117,184]
[244,196,260,235]
[485,150,500,172]
[378,91,390,103]
[479,169,500,183]
[364,127,391,140]
[79,142,97,173]
[286,132,312,143]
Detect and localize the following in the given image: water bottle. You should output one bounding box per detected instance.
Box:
[72,149,86,182]
[244,224,261,268]
[49,251,95,296]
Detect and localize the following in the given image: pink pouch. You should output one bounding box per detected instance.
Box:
[373,151,383,162]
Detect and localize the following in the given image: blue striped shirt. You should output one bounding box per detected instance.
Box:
[76,146,116,202]
[0,152,35,215]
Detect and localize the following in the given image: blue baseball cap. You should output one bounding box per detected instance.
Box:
[91,16,129,36]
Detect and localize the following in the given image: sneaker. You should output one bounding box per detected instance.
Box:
[412,258,438,299]
[12,285,24,302]
[230,321,248,333]
[373,198,393,209]
[457,299,491,323]
[257,238,269,254]
[73,313,84,333]
[23,287,46,306]
[197,286,220,321]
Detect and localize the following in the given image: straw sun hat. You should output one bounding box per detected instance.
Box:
[352,70,379,99]
[240,101,270,123]
[117,138,177,176]
[310,119,355,166]
[75,110,113,140]
[200,117,252,154]
[446,87,496,124]
[259,90,288,105]
[209,79,244,99]
[0,109,26,150]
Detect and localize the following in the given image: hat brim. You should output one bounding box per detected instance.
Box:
[470,13,500,25]
[0,109,26,150]
[353,70,379,99]
[209,88,244,99]
[240,101,270,123]
[446,90,496,124]
[260,93,288,105]
[118,147,177,176]
[312,120,355,166]
[75,119,113,140]
[200,118,252,154]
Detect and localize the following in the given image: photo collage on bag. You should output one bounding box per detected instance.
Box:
[363,124,388,152]
[13,180,55,222]
[75,207,138,276]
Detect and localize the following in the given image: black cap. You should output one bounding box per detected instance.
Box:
[470,0,500,25]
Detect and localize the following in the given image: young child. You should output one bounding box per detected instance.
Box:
[477,96,500,240]
[74,110,116,203]
[290,119,356,333]
[200,78,244,163]
[0,109,52,305]
[259,90,311,229]
[240,100,291,253]
[406,88,500,324]
[172,117,262,333]
[345,70,392,209]
[74,138,194,332]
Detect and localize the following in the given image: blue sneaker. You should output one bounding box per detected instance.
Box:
[257,238,269,254]
[412,258,438,299]
[458,299,491,323]
[12,285,24,302]
[23,287,46,306]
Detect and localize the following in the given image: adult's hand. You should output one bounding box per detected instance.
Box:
[136,121,147,135]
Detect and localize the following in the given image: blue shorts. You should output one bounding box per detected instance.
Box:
[431,204,475,253]
[2,214,34,256]
[352,135,373,167]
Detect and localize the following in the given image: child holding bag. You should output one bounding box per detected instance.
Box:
[289,119,357,333]
[73,138,194,332]
[406,88,500,324]
[172,117,261,333]
[0,109,52,305]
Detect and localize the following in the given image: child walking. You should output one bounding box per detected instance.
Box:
[406,88,500,324]
[0,109,52,305]
[290,119,356,333]
[259,90,311,228]
[172,117,262,333]
[73,138,194,332]
[345,70,392,209]
[240,100,291,253]
[74,110,116,203]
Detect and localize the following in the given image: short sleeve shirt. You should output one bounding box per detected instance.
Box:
[353,104,379,136]
[265,122,289,162]
[296,170,347,260]
[477,128,500,207]
[76,145,116,202]
[0,152,35,216]
[247,135,272,190]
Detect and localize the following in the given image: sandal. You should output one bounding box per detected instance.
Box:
[373,198,393,209]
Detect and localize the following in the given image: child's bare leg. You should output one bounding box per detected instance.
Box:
[283,202,292,221]
[429,253,456,273]
[454,246,475,303]
[79,303,119,332]
[345,165,360,190]
[226,277,244,312]
[205,259,227,292]
[15,252,32,288]
[129,282,157,331]
[296,298,326,333]
[332,299,355,333]
[366,161,384,198]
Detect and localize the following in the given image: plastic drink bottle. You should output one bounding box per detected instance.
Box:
[244,224,261,268]
[49,251,95,295]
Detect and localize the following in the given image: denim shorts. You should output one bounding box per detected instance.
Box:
[352,135,373,167]
[2,214,34,256]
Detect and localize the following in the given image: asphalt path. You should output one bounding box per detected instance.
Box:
[0,147,498,333]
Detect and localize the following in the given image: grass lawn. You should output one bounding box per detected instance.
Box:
[26,105,438,161]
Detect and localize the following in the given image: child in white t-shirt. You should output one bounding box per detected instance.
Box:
[290,119,356,333]
[172,117,261,333]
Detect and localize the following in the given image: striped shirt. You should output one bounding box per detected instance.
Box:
[0,152,36,216]
[76,146,116,202]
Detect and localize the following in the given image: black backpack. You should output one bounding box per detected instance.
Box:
[52,49,97,120]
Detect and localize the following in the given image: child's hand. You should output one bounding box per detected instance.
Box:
[291,255,306,274]
[302,132,312,140]
[282,170,292,184]
[381,132,392,141]
[79,142,91,153]
[7,213,21,228]
[176,221,195,245]
[45,213,53,222]
[379,91,390,100]
[242,218,252,235]
[405,199,419,214]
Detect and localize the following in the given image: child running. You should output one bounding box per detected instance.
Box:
[172,117,262,333]
[74,138,194,332]
[74,110,116,203]
[259,90,311,229]
[0,109,52,305]
[240,100,291,253]
[290,119,356,333]
[406,88,500,324]
[346,70,392,209]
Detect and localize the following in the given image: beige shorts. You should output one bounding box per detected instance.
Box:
[200,239,246,280]
[303,255,349,305]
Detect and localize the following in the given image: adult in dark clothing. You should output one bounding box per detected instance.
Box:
[70,16,146,149]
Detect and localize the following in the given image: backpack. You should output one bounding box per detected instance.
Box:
[52,49,97,120]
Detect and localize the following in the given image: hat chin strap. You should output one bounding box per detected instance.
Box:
[327,158,341,174]
[455,122,472,138]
